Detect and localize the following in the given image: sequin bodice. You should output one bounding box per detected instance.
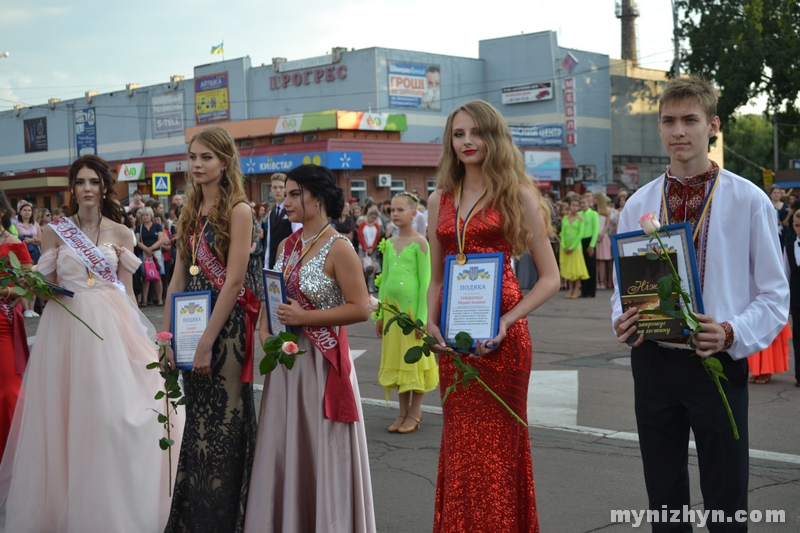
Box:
[277,235,348,311]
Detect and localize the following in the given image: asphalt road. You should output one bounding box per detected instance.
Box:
[22,289,800,532]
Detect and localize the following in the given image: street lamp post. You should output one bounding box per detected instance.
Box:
[671,0,680,77]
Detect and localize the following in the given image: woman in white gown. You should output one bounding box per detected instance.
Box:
[245,164,375,533]
[0,155,182,533]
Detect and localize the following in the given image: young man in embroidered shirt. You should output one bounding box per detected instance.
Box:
[611,76,789,532]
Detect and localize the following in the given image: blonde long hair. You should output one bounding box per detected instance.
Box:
[177,126,247,266]
[436,100,553,256]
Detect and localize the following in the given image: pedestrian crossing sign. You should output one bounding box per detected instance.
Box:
[152,172,171,195]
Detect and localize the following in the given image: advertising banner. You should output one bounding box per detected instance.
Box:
[118,162,145,182]
[336,111,407,131]
[524,151,561,181]
[75,108,97,156]
[23,117,48,153]
[620,165,639,190]
[509,124,564,147]
[274,110,338,134]
[195,73,229,123]
[501,81,553,105]
[240,152,363,174]
[152,92,185,135]
[388,61,441,111]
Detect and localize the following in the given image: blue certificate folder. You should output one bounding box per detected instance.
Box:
[170,290,213,370]
[440,252,504,350]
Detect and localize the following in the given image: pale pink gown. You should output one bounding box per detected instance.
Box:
[0,244,183,533]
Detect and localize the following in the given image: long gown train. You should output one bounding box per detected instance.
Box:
[0,244,182,533]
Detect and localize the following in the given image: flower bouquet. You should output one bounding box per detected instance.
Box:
[637,212,738,439]
[368,296,526,426]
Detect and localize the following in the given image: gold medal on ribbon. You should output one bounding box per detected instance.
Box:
[454,184,487,265]
[190,204,209,278]
[77,214,101,289]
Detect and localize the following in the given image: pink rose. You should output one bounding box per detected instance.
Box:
[282,341,299,355]
[638,212,661,235]
[156,331,173,346]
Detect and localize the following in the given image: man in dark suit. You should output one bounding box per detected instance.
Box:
[265,173,301,269]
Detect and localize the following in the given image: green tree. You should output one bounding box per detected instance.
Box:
[723,114,800,183]
[677,0,800,140]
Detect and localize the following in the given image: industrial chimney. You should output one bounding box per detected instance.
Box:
[616,0,640,65]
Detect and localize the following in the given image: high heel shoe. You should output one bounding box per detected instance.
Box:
[388,416,406,433]
[397,415,422,434]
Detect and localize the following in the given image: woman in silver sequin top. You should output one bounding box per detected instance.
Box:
[247,165,376,533]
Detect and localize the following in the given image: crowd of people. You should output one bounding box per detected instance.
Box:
[546,189,625,297]
[0,75,794,532]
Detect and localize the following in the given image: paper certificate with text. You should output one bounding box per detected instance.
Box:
[441,253,504,345]
[170,291,212,370]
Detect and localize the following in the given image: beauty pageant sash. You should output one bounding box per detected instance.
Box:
[195,226,260,383]
[50,216,125,292]
[283,229,359,423]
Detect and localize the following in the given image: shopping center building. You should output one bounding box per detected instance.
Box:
[0,30,682,210]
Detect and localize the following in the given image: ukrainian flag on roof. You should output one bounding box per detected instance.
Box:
[211,42,224,55]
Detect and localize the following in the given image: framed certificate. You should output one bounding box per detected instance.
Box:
[611,222,704,315]
[440,252,504,347]
[170,290,213,370]
[262,269,287,336]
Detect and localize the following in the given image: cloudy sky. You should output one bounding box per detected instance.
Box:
[0,0,762,113]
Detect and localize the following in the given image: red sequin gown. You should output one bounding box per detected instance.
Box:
[0,243,31,460]
[433,193,539,533]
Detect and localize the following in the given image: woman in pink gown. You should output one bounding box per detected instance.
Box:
[0,155,182,533]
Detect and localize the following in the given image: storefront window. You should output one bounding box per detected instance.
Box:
[427,180,436,198]
[351,179,367,204]
[390,179,406,195]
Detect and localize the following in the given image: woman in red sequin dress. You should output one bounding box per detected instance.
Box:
[0,192,32,459]
[426,100,560,532]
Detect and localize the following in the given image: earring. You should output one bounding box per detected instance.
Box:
[317,203,321,215]
[221,170,229,187]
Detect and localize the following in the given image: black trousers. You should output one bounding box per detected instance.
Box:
[631,341,749,532]
[792,308,800,382]
[580,237,597,297]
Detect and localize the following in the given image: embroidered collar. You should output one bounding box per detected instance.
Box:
[665,160,719,187]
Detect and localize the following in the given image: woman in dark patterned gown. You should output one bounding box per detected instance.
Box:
[426,100,560,533]
[162,126,258,533]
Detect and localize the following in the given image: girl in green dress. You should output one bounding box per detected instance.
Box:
[559,197,589,298]
[372,192,439,434]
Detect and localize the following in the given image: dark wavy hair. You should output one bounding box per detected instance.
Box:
[285,165,345,220]
[68,155,123,223]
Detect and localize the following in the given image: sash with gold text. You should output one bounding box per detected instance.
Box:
[50,216,125,293]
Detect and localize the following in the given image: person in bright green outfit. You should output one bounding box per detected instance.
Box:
[560,197,589,298]
[372,192,438,434]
